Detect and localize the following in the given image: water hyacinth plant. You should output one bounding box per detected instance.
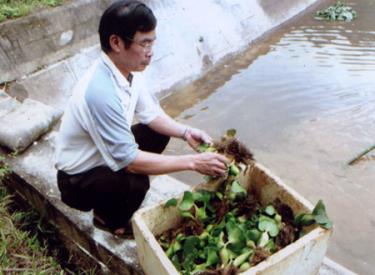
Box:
[158,131,332,274]
[314,0,357,22]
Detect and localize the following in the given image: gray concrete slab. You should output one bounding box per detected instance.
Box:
[0,0,113,83]
[0,98,61,152]
[7,46,100,112]
[0,89,20,117]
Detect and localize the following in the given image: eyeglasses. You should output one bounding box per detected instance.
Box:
[125,37,156,51]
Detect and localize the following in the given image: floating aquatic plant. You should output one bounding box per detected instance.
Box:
[315,0,357,22]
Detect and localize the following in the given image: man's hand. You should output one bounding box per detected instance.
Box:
[191,152,229,177]
[184,127,213,151]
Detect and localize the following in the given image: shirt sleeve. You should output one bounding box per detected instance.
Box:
[84,83,138,171]
[135,81,163,124]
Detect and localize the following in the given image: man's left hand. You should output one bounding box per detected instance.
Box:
[184,127,213,151]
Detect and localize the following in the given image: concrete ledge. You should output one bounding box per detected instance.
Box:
[0,98,61,152]
[320,258,357,275]
[7,45,100,111]
[0,0,113,83]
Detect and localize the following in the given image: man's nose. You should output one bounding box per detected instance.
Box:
[145,49,153,58]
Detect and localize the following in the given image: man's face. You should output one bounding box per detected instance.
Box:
[120,30,156,73]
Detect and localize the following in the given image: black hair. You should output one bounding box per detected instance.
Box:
[98,0,157,52]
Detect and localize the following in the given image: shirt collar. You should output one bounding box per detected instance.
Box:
[100,52,133,89]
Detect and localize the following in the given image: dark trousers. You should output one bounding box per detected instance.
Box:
[57,124,170,230]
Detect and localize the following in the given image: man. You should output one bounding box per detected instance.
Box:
[55,0,228,236]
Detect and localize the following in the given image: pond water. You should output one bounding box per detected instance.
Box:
[162,0,375,274]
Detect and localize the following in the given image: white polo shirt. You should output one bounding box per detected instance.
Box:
[55,52,162,174]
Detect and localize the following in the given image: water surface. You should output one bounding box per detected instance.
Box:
[162,0,375,273]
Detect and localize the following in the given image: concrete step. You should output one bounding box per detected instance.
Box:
[0,0,112,83]
[0,90,61,152]
[0,89,20,117]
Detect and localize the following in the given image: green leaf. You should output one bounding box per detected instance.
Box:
[179,191,194,211]
[237,215,247,224]
[226,221,246,253]
[229,164,240,177]
[171,254,181,270]
[191,263,206,274]
[258,215,280,237]
[183,236,200,258]
[275,214,282,224]
[264,239,276,253]
[205,146,217,152]
[182,253,196,274]
[246,228,261,243]
[206,224,214,233]
[166,244,175,258]
[312,200,332,229]
[227,242,244,255]
[211,221,226,237]
[246,240,256,249]
[257,231,269,247]
[180,211,195,220]
[198,143,210,153]
[176,233,185,241]
[294,200,332,229]
[215,191,224,200]
[264,205,276,216]
[196,206,208,222]
[239,262,251,272]
[165,198,177,208]
[206,247,219,267]
[172,239,182,253]
[233,249,252,267]
[219,247,230,265]
[193,190,212,205]
[214,231,225,247]
[226,129,237,137]
[295,213,315,227]
[225,211,237,223]
[229,180,247,201]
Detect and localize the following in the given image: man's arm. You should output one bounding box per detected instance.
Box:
[128,112,228,176]
[148,112,212,150]
[126,150,228,176]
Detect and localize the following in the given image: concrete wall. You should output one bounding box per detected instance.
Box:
[3,0,318,111]
[0,0,112,83]
[144,0,318,96]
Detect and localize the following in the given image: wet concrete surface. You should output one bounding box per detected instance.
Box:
[162,0,375,274]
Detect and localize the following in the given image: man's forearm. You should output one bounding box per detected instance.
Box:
[148,113,187,139]
[127,149,229,176]
[126,150,194,175]
[148,112,212,151]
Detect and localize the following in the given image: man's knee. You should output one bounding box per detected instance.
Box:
[128,173,150,195]
[132,123,170,153]
[158,133,170,153]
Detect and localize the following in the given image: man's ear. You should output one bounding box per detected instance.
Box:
[109,35,124,53]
